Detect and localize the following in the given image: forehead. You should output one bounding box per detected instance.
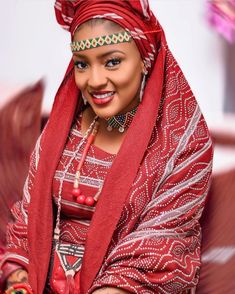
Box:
[73,21,123,41]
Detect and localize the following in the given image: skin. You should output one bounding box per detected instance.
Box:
[73,21,146,154]
[6,21,144,294]
[6,268,28,289]
[73,22,145,119]
[92,287,130,294]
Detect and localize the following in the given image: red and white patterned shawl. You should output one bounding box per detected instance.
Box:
[4,1,213,293]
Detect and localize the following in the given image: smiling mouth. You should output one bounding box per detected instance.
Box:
[91,91,115,99]
[90,91,115,105]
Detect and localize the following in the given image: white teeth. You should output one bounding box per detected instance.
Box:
[92,92,114,99]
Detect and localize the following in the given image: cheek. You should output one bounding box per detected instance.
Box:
[74,72,86,90]
[114,64,142,92]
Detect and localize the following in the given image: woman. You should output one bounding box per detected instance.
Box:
[0,0,213,293]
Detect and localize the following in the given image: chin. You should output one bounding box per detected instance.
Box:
[91,105,121,119]
[95,111,116,120]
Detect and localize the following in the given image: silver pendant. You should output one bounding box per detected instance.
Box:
[118,127,125,133]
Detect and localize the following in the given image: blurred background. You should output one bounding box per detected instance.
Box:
[0,1,235,293]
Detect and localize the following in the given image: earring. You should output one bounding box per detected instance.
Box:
[81,92,87,105]
[139,70,148,102]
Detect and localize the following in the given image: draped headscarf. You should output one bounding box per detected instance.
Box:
[55,0,161,71]
[20,1,213,293]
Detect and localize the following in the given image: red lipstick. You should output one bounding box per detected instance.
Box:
[90,91,115,105]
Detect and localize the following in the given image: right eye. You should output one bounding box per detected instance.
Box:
[74,61,88,70]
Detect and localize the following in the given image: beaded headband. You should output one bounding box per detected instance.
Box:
[70,31,132,52]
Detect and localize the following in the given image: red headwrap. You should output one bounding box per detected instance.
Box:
[18,1,213,293]
[55,0,161,71]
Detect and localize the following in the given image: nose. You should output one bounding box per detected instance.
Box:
[88,66,107,89]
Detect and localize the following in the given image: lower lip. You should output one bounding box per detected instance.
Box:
[92,94,115,105]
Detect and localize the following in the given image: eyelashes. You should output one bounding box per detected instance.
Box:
[106,58,121,68]
[74,60,87,70]
[74,57,122,71]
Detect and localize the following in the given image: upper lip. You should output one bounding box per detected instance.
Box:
[90,90,115,96]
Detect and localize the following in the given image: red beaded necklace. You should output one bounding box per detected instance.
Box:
[72,120,100,206]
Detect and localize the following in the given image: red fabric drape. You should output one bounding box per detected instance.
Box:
[29,2,165,291]
[55,0,161,72]
[4,1,213,293]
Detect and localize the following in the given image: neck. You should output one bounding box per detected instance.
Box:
[85,105,138,134]
[82,107,127,155]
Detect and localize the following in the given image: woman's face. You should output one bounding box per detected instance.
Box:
[73,22,145,119]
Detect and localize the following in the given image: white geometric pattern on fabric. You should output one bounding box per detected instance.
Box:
[90,47,212,293]
[93,13,123,19]
[140,0,150,20]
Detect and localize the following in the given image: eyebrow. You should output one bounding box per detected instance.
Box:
[73,50,126,59]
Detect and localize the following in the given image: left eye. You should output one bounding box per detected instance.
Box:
[106,58,121,68]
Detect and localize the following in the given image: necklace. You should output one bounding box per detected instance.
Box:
[72,119,101,206]
[54,115,99,240]
[106,106,138,133]
[52,116,101,292]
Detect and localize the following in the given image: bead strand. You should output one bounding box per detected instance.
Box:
[54,116,98,239]
[72,121,100,206]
